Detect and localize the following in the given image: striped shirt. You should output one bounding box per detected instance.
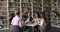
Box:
[11,15,22,27]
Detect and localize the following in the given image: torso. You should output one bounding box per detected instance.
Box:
[33,18,41,24]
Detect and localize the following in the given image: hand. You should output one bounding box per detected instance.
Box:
[28,22,31,24]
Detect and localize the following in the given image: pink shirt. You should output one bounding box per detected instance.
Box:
[11,15,22,27]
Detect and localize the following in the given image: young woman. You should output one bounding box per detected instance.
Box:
[32,12,41,32]
[32,12,47,32]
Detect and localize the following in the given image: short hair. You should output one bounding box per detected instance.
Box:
[16,12,20,15]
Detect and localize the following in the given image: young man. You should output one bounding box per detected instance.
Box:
[11,12,23,32]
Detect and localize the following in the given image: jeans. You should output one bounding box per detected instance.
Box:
[11,25,23,32]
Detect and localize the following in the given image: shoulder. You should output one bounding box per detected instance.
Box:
[12,15,20,20]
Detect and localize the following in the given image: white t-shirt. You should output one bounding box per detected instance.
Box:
[39,18,44,26]
[33,18,45,26]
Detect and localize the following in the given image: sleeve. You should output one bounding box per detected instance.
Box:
[31,18,35,23]
[25,18,30,23]
[40,19,44,26]
[11,19,13,25]
[18,19,22,28]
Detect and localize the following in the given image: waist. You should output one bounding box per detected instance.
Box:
[12,25,18,26]
[12,24,18,25]
[12,24,22,27]
[12,25,22,28]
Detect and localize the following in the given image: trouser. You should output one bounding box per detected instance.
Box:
[24,26,32,32]
[11,25,23,32]
[44,23,51,32]
[34,25,40,32]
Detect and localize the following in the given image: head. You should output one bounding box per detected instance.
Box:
[22,8,28,13]
[10,13,15,18]
[16,12,20,17]
[34,13,41,18]
[28,11,31,17]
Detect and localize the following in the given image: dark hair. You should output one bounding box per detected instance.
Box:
[34,12,41,18]
[10,13,15,17]
[37,13,41,18]
[16,12,20,15]
[42,11,47,23]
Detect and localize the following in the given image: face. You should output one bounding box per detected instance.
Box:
[35,13,38,18]
[28,12,30,16]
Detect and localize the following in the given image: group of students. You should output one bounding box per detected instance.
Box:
[9,11,50,32]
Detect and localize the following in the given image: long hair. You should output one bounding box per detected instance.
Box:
[41,11,47,23]
[34,12,41,18]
